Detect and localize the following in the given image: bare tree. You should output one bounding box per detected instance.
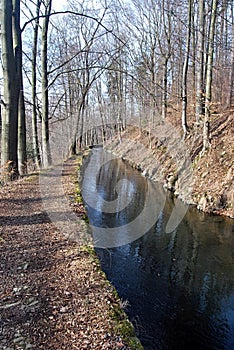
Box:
[31,0,42,168]
[227,3,234,107]
[1,0,19,178]
[13,0,27,175]
[203,0,218,152]
[156,0,172,119]
[41,0,52,167]
[195,0,205,124]
[181,0,193,136]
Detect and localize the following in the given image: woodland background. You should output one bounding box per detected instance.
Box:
[0,0,233,178]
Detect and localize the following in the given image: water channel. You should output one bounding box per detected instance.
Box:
[81,148,234,350]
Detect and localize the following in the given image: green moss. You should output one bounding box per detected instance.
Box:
[80,244,96,256]
[111,305,144,349]
[75,192,83,204]
[192,154,200,169]
[80,245,103,269]
[82,214,89,223]
[25,174,39,182]
[72,158,89,223]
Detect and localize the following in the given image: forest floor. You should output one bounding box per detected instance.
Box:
[0,111,233,350]
[105,110,234,218]
[0,157,142,350]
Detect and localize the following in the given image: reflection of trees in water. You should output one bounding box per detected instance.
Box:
[84,149,234,349]
[92,155,147,226]
[129,197,234,349]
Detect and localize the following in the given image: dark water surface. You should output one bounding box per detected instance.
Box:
[81,148,234,350]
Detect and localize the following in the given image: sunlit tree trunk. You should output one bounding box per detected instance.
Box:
[41,0,52,167]
[18,82,27,175]
[12,0,27,175]
[195,0,205,124]
[96,81,107,145]
[159,0,172,119]
[181,0,192,136]
[227,6,234,107]
[162,56,169,119]
[32,0,42,168]
[1,0,19,178]
[191,2,196,105]
[203,0,218,152]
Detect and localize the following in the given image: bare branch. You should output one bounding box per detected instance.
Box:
[21,10,126,48]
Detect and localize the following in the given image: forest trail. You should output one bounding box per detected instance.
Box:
[0,158,132,350]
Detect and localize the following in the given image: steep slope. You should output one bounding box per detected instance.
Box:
[105,112,233,218]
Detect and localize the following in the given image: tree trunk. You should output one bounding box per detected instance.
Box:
[162,56,168,119]
[195,0,205,124]
[181,0,192,136]
[69,101,84,156]
[191,2,196,105]
[32,0,42,168]
[227,6,234,107]
[1,0,19,178]
[12,0,27,175]
[203,0,218,152]
[18,86,27,175]
[41,0,52,168]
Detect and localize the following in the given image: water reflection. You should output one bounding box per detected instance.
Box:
[82,149,167,248]
[82,148,234,350]
[82,149,147,226]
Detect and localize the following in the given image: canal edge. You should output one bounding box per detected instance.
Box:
[66,151,144,350]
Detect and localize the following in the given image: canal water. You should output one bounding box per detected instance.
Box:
[81,148,234,350]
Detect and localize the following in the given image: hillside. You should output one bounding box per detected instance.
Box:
[105,111,234,219]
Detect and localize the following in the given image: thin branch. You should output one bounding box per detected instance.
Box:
[48,31,109,75]
[21,10,126,48]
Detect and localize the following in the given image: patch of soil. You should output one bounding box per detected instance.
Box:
[0,158,137,350]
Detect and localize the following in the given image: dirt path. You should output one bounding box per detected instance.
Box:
[0,158,137,350]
